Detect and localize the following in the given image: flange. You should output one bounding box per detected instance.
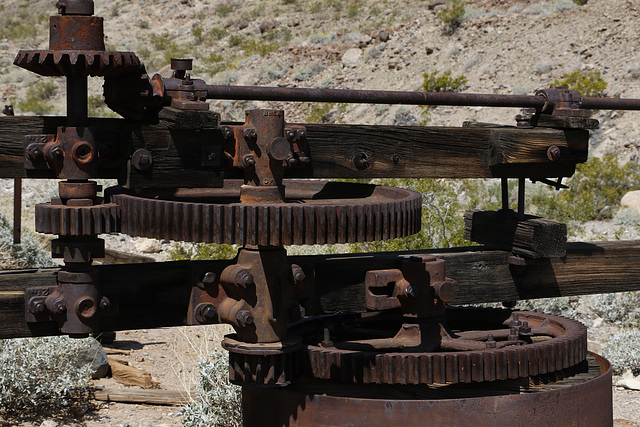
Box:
[108,180,422,246]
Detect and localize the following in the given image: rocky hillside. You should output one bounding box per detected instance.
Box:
[2,0,640,163]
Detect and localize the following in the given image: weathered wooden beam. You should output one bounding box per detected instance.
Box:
[1,241,639,339]
[463,210,567,258]
[0,116,587,184]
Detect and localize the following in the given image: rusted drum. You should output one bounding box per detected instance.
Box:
[243,353,612,427]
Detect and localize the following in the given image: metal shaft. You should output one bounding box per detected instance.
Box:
[206,85,548,108]
[67,75,88,126]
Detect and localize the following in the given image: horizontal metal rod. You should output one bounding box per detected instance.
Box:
[206,85,548,108]
[581,97,640,110]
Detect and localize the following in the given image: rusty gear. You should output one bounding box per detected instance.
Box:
[35,201,120,236]
[223,334,302,386]
[108,180,422,246]
[302,310,587,385]
[14,50,143,78]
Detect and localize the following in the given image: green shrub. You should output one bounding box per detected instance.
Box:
[217,4,233,17]
[179,349,242,427]
[0,337,93,418]
[16,80,58,116]
[603,330,640,374]
[169,243,237,261]
[552,70,607,97]
[573,0,588,5]
[306,103,347,124]
[438,0,467,34]
[420,70,467,124]
[586,292,640,329]
[531,156,640,222]
[150,32,189,66]
[138,20,150,29]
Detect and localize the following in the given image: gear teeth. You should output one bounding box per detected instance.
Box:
[35,202,120,236]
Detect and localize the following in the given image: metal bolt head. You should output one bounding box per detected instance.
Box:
[485,334,497,349]
[30,300,46,314]
[236,270,254,288]
[202,272,217,285]
[99,296,111,310]
[285,129,296,141]
[243,128,257,142]
[195,303,218,324]
[26,144,43,161]
[132,149,153,171]
[53,301,67,315]
[296,129,307,139]
[236,310,254,327]
[50,146,64,160]
[292,264,305,283]
[241,154,255,168]
[220,126,234,140]
[207,152,217,161]
[403,284,420,298]
[547,145,561,162]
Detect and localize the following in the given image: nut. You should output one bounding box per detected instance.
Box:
[195,303,218,324]
[291,264,305,283]
[236,310,254,327]
[243,128,257,142]
[202,272,217,285]
[547,145,561,162]
[29,300,46,314]
[99,296,111,310]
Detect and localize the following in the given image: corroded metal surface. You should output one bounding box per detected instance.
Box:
[109,180,422,246]
[35,201,119,236]
[14,50,143,78]
[302,309,587,385]
[243,353,611,427]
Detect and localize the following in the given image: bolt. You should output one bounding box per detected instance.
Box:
[320,327,334,348]
[139,155,150,166]
[132,149,153,171]
[29,300,45,314]
[485,334,497,349]
[235,269,254,288]
[352,152,370,170]
[99,296,111,310]
[285,156,298,166]
[50,146,64,161]
[195,303,218,324]
[220,126,234,140]
[292,264,305,283]
[26,144,43,161]
[285,129,296,141]
[509,312,523,328]
[403,284,420,298]
[508,327,520,342]
[207,152,217,161]
[202,272,217,285]
[547,145,561,162]
[243,128,257,142]
[296,129,307,139]
[241,154,255,168]
[392,155,400,165]
[52,301,66,315]
[236,310,254,327]
[519,321,532,335]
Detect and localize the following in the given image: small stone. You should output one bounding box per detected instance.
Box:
[621,191,640,214]
[616,377,640,391]
[134,238,162,253]
[378,30,390,42]
[40,421,58,427]
[426,47,434,55]
[288,19,300,27]
[388,61,399,70]
[342,48,362,67]
[259,19,277,33]
[587,340,602,354]
[238,21,248,30]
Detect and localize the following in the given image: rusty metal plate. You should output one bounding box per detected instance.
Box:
[243,353,611,427]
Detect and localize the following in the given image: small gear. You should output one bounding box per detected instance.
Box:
[35,201,120,236]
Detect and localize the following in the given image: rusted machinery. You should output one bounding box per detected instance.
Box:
[7,0,640,425]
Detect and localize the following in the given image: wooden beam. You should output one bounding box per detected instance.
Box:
[0,116,587,185]
[93,387,195,405]
[1,241,639,339]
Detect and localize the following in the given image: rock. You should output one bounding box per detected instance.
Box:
[259,19,277,33]
[342,48,362,67]
[40,421,58,427]
[288,19,300,27]
[621,191,640,214]
[388,61,399,69]
[134,238,162,253]
[238,21,248,30]
[426,47,434,55]
[378,30,390,42]
[616,377,640,391]
[76,337,109,379]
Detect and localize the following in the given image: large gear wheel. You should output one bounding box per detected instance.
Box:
[108,180,422,246]
[300,308,587,385]
[14,50,143,78]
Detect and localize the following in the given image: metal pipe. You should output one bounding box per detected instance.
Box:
[581,97,640,110]
[501,178,509,211]
[518,178,525,220]
[13,178,21,245]
[205,85,548,108]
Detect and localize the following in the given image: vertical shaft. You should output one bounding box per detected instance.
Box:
[501,178,509,211]
[518,177,525,220]
[13,178,21,245]
[67,76,88,126]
